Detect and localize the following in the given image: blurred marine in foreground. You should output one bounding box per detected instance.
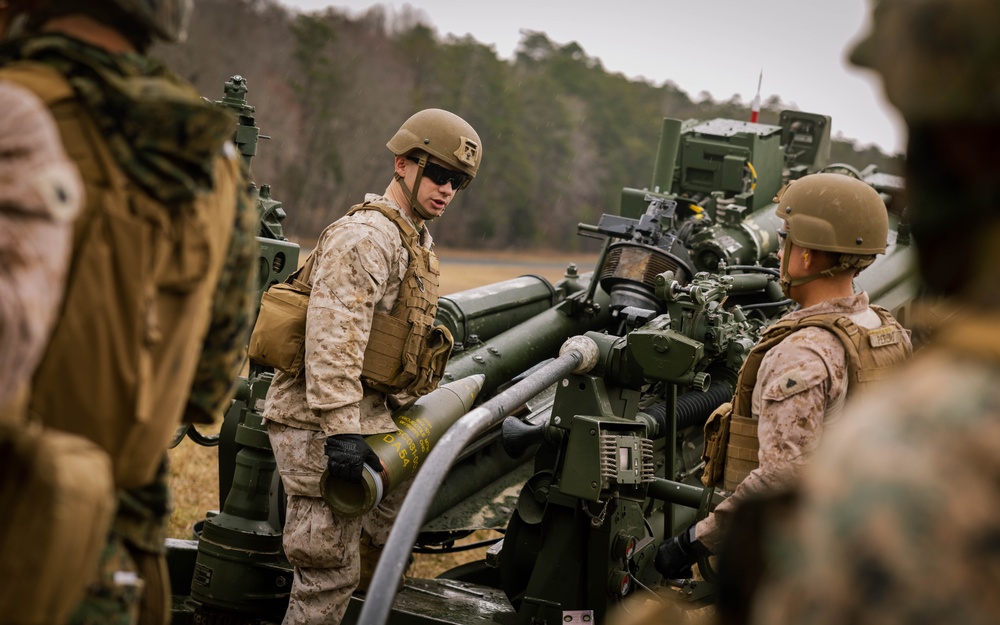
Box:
[751,0,1000,623]
[0,0,257,623]
[0,79,100,625]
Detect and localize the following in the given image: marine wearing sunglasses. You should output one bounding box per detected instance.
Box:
[407,155,470,190]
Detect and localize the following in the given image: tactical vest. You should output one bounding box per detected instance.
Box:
[0,62,240,489]
[346,202,455,397]
[251,201,454,396]
[702,306,911,490]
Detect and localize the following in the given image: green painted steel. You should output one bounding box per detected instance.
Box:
[167,77,919,625]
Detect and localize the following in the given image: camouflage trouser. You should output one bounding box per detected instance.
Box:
[68,458,172,625]
[268,422,409,625]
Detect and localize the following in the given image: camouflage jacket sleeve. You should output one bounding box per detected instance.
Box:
[0,82,83,409]
[182,176,258,424]
[696,327,846,551]
[304,221,398,435]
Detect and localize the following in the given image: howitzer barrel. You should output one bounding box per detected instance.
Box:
[436,275,561,346]
[442,283,612,398]
[320,375,485,518]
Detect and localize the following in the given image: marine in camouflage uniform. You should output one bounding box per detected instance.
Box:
[264,109,482,625]
[655,173,912,578]
[749,1,1000,623]
[694,291,895,553]
[0,1,257,624]
[0,80,82,406]
[0,80,101,625]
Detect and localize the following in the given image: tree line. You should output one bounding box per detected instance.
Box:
[155,0,903,250]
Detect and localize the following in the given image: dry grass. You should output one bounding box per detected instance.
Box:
[436,247,598,294]
[167,248,600,575]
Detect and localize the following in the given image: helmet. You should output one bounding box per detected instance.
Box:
[386,108,482,185]
[107,0,193,42]
[14,0,194,43]
[849,0,1000,122]
[774,173,888,256]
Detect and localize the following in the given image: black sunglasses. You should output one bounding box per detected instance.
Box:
[408,156,470,190]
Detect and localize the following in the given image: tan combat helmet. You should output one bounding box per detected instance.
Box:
[387,108,482,182]
[774,172,889,293]
[387,108,482,220]
[850,0,1000,123]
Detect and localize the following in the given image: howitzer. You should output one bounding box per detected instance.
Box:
[166,78,918,625]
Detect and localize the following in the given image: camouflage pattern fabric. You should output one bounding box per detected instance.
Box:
[751,333,1000,625]
[265,194,434,437]
[265,194,432,624]
[69,459,172,625]
[0,35,233,204]
[0,32,255,625]
[0,37,256,424]
[0,80,82,409]
[0,33,256,430]
[65,534,142,625]
[267,421,412,625]
[695,292,909,552]
[184,182,258,424]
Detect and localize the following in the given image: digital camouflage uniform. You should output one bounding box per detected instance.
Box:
[695,292,912,552]
[265,193,431,625]
[0,33,257,625]
[0,80,82,406]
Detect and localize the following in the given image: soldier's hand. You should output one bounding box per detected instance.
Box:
[655,525,711,580]
[324,434,381,483]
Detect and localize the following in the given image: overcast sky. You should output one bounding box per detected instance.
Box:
[276,0,905,154]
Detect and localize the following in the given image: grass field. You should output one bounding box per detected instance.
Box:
[166,247,600,578]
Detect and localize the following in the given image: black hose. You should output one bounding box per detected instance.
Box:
[740,298,794,311]
[643,379,734,435]
[725,265,780,277]
[413,537,503,554]
[186,425,221,447]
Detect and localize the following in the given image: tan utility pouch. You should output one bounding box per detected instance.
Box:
[248,253,316,376]
[700,401,733,488]
[416,325,455,394]
[0,423,115,625]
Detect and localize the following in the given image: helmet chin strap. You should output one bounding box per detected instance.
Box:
[778,239,850,298]
[395,154,435,221]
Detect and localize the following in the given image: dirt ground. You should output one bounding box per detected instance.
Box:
[166,248,600,577]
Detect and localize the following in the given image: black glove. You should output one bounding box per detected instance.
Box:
[655,525,712,580]
[324,434,381,483]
